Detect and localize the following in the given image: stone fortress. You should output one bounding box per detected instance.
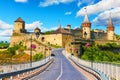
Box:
[10,11,117,56]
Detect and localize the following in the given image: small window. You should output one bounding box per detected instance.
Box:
[41,37,45,42]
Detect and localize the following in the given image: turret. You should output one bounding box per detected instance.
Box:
[13,17,26,33]
[66,24,71,32]
[106,15,114,40]
[82,8,91,39]
[34,27,41,33]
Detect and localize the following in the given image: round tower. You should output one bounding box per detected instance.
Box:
[106,16,114,40]
[82,8,91,39]
[13,17,26,33]
[34,27,41,33]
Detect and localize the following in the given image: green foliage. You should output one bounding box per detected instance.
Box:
[115,34,120,40]
[44,30,54,34]
[50,44,62,48]
[7,45,19,55]
[7,42,26,56]
[33,52,44,61]
[97,42,120,52]
[0,41,9,49]
[81,44,120,62]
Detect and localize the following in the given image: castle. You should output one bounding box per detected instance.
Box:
[10,17,72,48]
[10,12,116,56]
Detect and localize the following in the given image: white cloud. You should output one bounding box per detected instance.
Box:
[92,7,120,26]
[15,0,27,3]
[77,0,81,7]
[65,11,72,15]
[0,20,13,30]
[42,26,58,32]
[77,0,94,7]
[76,0,120,17]
[25,21,57,32]
[25,21,43,31]
[39,0,74,7]
[0,30,12,37]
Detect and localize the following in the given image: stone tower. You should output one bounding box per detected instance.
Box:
[106,16,114,40]
[13,17,26,33]
[67,24,71,32]
[82,8,91,39]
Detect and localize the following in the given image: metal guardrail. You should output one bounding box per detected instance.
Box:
[63,50,120,80]
[70,56,109,80]
[63,50,109,80]
[0,57,51,79]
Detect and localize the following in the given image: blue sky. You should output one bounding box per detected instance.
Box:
[0,0,120,42]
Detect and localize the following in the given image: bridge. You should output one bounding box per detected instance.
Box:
[0,49,119,80]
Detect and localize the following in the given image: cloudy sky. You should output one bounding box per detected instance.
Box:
[0,0,120,42]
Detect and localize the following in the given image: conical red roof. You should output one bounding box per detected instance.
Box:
[83,13,90,23]
[107,17,114,27]
[107,17,114,31]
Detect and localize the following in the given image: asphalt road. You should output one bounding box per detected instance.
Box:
[29,49,88,80]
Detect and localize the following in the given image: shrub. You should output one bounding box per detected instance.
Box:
[33,52,44,61]
[81,44,120,62]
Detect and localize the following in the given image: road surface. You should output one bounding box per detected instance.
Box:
[29,49,88,80]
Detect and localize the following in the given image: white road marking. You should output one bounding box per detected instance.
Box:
[56,59,63,80]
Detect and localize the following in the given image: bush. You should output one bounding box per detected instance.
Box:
[44,30,54,34]
[33,52,44,61]
[81,44,120,62]
[50,44,62,48]
[0,41,9,49]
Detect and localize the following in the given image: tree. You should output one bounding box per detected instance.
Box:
[115,34,120,40]
[44,30,54,34]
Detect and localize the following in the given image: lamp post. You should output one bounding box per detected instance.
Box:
[29,32,40,67]
[30,35,32,68]
[45,46,47,62]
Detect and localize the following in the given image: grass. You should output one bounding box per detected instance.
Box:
[0,52,30,64]
[50,44,62,48]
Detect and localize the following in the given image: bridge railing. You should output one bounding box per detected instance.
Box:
[63,51,120,80]
[69,55,109,80]
[0,57,51,79]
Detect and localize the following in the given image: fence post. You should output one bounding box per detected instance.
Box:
[17,74,20,78]
[116,65,119,80]
[10,76,13,80]
[111,64,113,79]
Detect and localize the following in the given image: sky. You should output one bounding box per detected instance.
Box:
[0,0,120,42]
